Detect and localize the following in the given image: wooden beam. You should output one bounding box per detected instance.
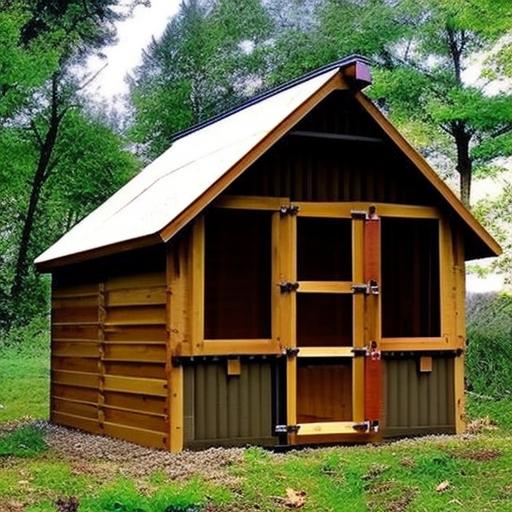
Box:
[190,217,205,355]
[201,339,277,355]
[380,337,453,351]
[453,230,466,434]
[167,245,184,452]
[295,202,440,219]
[297,347,354,358]
[36,233,162,271]
[352,216,365,423]
[280,210,297,445]
[296,421,367,436]
[297,281,352,294]
[213,195,288,210]
[289,130,383,143]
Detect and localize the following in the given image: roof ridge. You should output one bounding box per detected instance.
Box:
[171,54,371,142]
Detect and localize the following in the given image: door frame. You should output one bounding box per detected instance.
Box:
[280,203,370,442]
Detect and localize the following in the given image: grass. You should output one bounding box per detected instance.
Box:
[1,314,512,510]
[0,317,50,422]
[0,398,510,511]
[0,424,48,457]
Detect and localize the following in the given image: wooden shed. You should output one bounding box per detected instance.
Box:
[36,56,501,452]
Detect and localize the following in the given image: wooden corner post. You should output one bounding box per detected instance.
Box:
[167,239,187,452]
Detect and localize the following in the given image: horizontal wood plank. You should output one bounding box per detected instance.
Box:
[51,411,100,434]
[103,422,167,449]
[103,408,167,433]
[103,375,167,397]
[52,342,99,358]
[107,287,166,307]
[297,347,354,358]
[213,195,288,210]
[106,305,166,325]
[297,281,353,294]
[106,272,165,291]
[52,370,99,389]
[297,421,366,436]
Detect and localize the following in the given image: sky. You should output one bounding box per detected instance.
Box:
[86,1,181,101]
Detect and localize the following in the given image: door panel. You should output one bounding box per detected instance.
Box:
[279,203,380,442]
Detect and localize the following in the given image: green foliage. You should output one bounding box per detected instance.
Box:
[466,293,512,398]
[129,0,272,158]
[0,8,59,119]
[0,317,50,420]
[472,186,512,285]
[0,425,47,457]
[63,477,228,511]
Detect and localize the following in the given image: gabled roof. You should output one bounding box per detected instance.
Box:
[36,56,500,270]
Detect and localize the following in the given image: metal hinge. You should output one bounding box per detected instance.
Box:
[280,204,299,216]
[352,280,379,295]
[284,347,300,357]
[353,421,370,432]
[351,347,368,357]
[279,281,299,293]
[275,424,300,434]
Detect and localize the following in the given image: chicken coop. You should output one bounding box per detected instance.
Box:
[36,55,501,452]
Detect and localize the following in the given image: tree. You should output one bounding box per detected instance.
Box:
[0,0,142,326]
[129,0,272,159]
[366,0,512,205]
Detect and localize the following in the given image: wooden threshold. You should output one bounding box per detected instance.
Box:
[297,421,367,436]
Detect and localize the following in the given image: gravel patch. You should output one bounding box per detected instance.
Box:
[37,421,244,484]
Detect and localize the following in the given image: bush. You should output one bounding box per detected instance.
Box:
[466,293,512,398]
[0,315,49,356]
[0,424,48,457]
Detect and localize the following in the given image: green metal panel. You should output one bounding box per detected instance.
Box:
[183,360,277,448]
[383,356,455,437]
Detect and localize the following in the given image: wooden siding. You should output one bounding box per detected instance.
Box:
[51,247,169,449]
[227,90,444,210]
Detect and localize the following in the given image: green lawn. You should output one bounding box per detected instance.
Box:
[2,337,512,511]
[0,336,49,422]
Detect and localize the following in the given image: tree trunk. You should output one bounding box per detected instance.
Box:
[453,124,472,206]
[10,76,62,301]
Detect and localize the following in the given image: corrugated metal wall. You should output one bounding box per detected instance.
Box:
[183,360,277,448]
[383,356,455,437]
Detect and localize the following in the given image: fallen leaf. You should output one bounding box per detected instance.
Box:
[285,488,306,508]
[436,480,450,492]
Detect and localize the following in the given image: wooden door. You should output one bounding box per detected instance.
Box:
[278,203,381,443]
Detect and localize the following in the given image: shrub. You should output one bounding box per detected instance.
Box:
[0,424,48,457]
[466,293,512,398]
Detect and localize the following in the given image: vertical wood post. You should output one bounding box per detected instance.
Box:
[97,282,106,432]
[453,230,466,433]
[352,215,365,422]
[280,210,297,444]
[191,217,205,355]
[167,241,185,452]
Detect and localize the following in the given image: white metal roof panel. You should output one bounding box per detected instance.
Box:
[35,68,339,265]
